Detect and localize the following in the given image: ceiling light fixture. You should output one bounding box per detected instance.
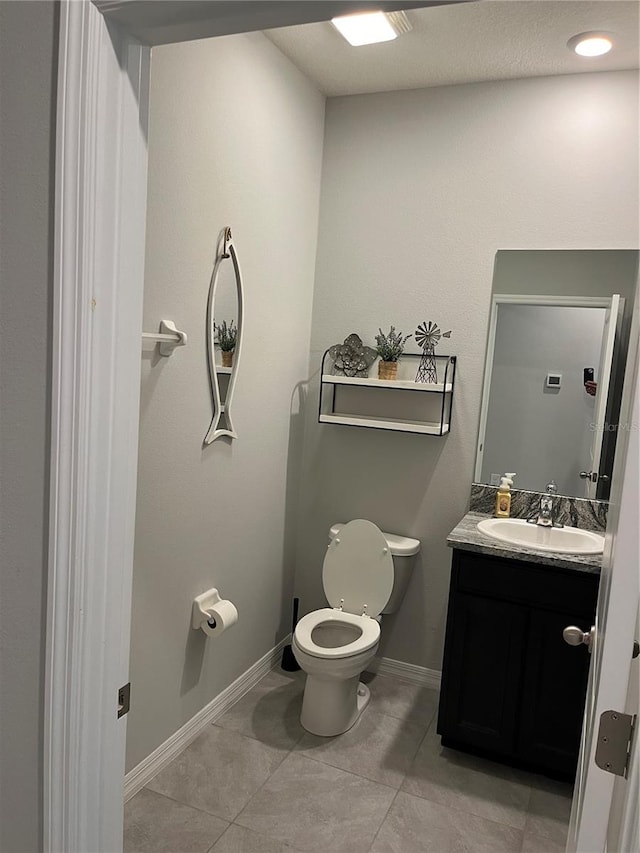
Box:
[331,10,412,47]
[567,32,613,57]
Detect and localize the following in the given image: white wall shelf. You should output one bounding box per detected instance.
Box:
[319,413,450,434]
[321,374,453,393]
[318,351,456,436]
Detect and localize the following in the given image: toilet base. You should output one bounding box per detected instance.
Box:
[300,675,371,737]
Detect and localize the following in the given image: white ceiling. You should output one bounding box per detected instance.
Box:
[263,1,639,96]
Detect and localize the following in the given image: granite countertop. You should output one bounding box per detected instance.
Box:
[447,512,602,575]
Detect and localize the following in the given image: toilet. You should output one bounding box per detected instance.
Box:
[292,519,420,737]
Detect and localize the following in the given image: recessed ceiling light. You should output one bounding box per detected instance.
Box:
[331,10,411,47]
[568,32,614,57]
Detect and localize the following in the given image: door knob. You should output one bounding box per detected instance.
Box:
[563,625,595,651]
[579,471,597,482]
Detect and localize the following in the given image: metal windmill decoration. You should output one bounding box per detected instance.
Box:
[415,321,451,383]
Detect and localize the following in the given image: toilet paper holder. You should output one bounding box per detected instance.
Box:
[192,587,223,630]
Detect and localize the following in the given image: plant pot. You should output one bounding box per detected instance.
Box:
[378,360,398,380]
[222,350,234,368]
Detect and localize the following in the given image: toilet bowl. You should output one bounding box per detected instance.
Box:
[292,609,380,737]
[293,519,420,737]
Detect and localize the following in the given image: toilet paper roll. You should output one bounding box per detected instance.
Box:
[200,599,238,637]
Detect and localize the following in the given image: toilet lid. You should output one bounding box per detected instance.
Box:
[322,519,393,617]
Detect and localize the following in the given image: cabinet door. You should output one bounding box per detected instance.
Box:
[517,608,592,776]
[438,592,527,755]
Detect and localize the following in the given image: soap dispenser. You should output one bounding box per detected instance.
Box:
[495,473,516,518]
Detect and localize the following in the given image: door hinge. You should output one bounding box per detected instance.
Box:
[595,710,635,778]
[117,682,131,719]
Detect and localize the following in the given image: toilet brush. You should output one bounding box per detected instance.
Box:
[281,597,301,672]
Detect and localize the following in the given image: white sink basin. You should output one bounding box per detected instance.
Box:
[477,518,605,555]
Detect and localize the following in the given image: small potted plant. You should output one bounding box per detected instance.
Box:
[214,319,237,367]
[375,326,412,380]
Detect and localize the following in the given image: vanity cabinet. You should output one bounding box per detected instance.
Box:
[437,548,599,779]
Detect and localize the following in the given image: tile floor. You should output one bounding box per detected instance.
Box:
[124,670,573,853]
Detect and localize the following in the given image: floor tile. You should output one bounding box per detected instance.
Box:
[294,707,425,788]
[401,722,531,829]
[147,725,287,821]
[214,669,305,751]
[123,788,227,853]
[211,823,303,853]
[521,830,567,853]
[128,673,573,852]
[363,673,440,726]
[370,790,523,852]
[523,783,573,848]
[235,753,396,852]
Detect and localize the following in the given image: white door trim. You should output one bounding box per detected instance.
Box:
[45,3,149,850]
[568,295,639,852]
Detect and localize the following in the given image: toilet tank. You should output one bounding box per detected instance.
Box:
[329,523,420,615]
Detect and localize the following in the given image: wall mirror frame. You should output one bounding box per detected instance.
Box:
[204,226,244,445]
[475,292,625,500]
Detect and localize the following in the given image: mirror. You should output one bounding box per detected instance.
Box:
[204,227,244,445]
[475,250,638,500]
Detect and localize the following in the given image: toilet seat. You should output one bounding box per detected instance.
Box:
[323,519,394,617]
[294,608,380,659]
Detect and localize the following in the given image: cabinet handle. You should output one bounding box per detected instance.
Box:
[563,625,595,652]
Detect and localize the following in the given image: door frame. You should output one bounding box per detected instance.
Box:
[46,2,639,851]
[567,296,639,852]
[45,4,149,850]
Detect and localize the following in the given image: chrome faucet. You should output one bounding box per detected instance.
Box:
[528,481,563,528]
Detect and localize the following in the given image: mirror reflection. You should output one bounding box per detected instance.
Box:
[475,250,638,500]
[214,263,239,370]
[204,228,244,445]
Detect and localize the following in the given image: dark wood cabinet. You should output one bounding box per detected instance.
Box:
[437,548,599,779]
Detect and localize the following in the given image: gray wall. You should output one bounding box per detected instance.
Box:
[0,2,57,850]
[126,32,325,771]
[295,70,639,672]
[492,249,639,303]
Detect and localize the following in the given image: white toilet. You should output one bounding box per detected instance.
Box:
[292,519,420,737]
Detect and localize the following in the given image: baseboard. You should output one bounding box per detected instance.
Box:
[368,655,441,691]
[124,635,291,802]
